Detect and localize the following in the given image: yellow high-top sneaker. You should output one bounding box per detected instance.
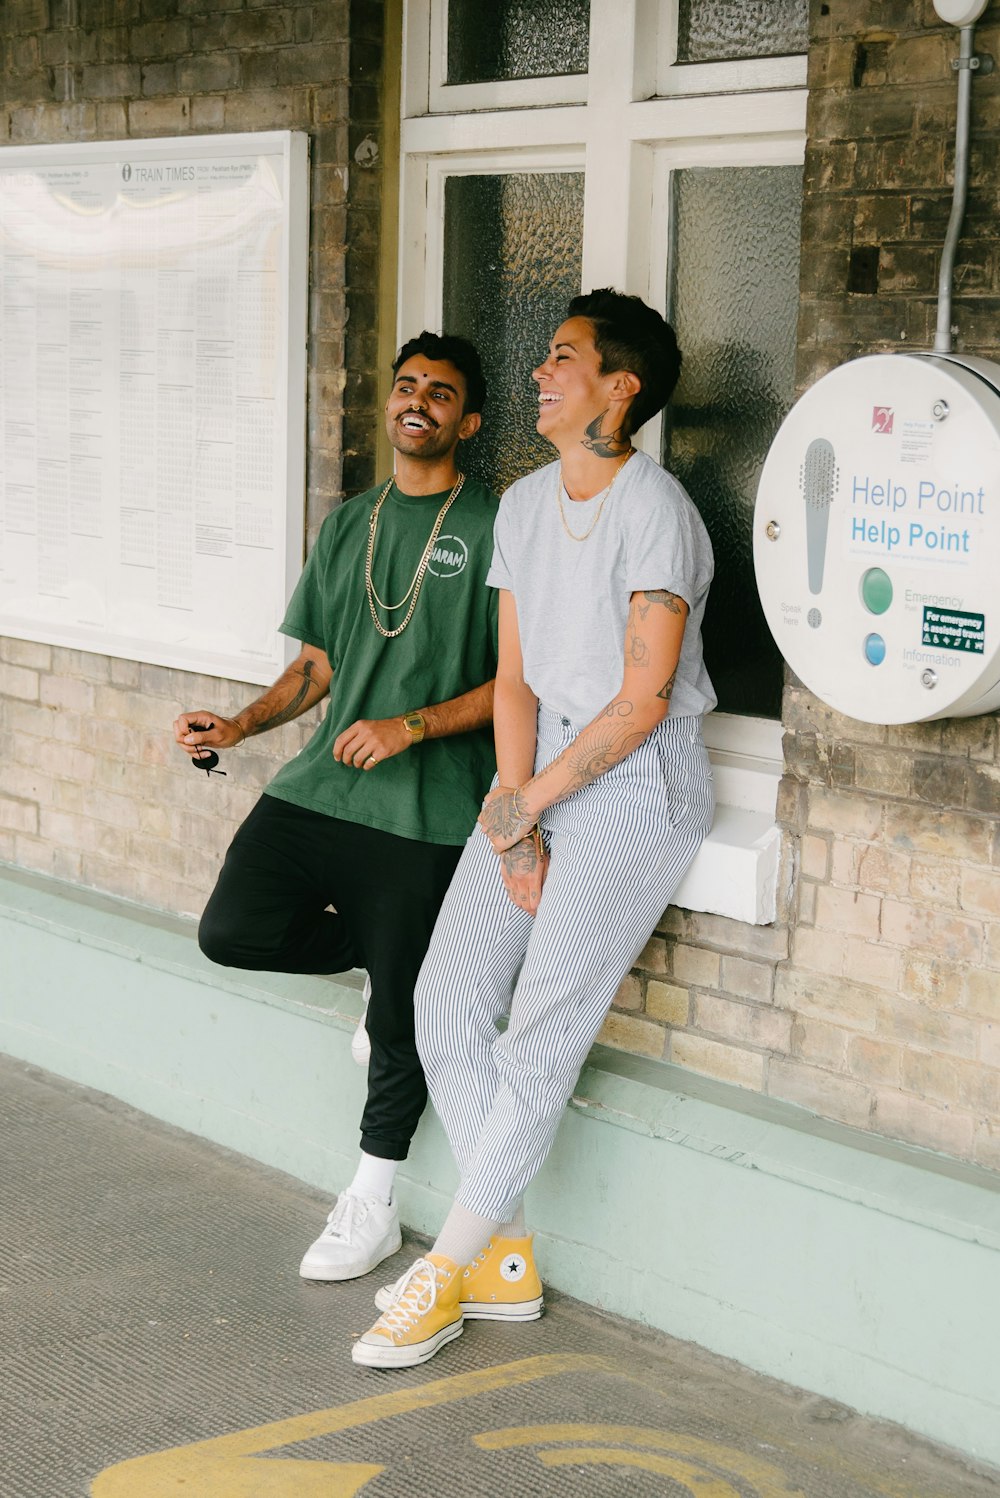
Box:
[376,1234,544,1322]
[460,1234,544,1320]
[352,1254,463,1368]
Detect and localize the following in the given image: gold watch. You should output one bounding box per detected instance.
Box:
[402,711,426,745]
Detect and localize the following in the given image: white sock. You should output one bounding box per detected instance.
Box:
[497,1202,526,1237]
[347,1152,399,1205]
[432,1201,498,1267]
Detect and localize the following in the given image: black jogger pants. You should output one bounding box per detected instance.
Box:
[198,794,462,1160]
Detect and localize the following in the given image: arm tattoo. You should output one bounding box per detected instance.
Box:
[625,618,650,667]
[558,699,646,795]
[253,661,317,732]
[656,667,677,703]
[637,589,683,618]
[581,409,630,460]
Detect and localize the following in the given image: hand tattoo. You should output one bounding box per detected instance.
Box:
[480,788,532,845]
[581,409,630,459]
[502,834,541,878]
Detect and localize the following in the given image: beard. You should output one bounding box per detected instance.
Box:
[390,418,457,461]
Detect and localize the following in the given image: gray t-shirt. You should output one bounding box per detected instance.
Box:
[487,450,716,726]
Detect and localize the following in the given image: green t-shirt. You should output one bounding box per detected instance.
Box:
[265,477,500,845]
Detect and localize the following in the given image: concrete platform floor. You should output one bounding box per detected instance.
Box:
[1,1055,996,1498]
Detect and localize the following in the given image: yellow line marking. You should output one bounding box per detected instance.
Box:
[540,1446,742,1493]
[90,1354,610,1497]
[101,1457,384,1498]
[89,1344,987,1498]
[475,1423,806,1496]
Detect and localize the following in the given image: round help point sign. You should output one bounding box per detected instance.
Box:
[753,352,1000,723]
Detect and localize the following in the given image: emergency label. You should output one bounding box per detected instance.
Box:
[921,606,985,654]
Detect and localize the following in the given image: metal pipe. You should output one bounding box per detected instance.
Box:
[934,24,976,353]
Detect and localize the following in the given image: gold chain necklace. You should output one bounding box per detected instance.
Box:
[365,474,465,638]
[556,449,635,542]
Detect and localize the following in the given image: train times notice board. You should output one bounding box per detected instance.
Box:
[0,132,309,685]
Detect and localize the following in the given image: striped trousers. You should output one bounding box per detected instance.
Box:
[414,706,714,1222]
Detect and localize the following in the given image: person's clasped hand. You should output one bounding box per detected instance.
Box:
[499,831,548,915]
[478,784,535,852]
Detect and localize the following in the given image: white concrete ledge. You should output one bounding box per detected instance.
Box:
[672,803,781,925]
[678,711,784,925]
[0,861,997,1470]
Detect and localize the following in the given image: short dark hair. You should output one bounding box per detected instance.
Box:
[392,331,487,416]
[566,288,682,437]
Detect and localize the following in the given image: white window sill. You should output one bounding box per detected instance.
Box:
[672,713,783,926]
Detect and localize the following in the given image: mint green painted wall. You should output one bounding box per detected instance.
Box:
[2,865,998,1469]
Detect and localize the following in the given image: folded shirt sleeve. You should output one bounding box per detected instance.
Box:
[485,489,515,592]
[624,480,712,611]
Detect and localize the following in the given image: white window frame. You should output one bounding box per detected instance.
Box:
[405,0,808,114]
[424,0,589,112]
[398,0,807,924]
[652,0,808,98]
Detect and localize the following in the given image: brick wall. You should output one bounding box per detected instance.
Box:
[2,1,998,1172]
[597,0,1000,1173]
[0,635,318,915]
[0,1,386,907]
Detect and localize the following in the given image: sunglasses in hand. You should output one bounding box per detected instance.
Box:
[186,722,227,777]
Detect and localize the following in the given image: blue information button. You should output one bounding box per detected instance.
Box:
[864,632,886,666]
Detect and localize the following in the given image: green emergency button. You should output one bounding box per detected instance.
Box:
[861,567,893,615]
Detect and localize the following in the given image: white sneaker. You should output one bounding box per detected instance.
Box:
[299,1190,401,1281]
[350,975,372,1067]
[374,1267,408,1312]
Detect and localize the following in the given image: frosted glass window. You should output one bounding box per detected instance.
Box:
[665,165,803,718]
[677,0,808,63]
[447,0,589,83]
[443,172,584,496]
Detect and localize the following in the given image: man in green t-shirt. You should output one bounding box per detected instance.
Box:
[173,332,499,1284]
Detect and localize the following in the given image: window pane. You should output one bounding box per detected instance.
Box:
[447,0,589,83]
[677,0,807,62]
[665,165,803,718]
[443,172,584,496]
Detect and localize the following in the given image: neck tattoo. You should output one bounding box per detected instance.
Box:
[582,409,631,459]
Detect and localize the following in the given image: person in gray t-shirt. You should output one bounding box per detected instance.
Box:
[353,290,716,1371]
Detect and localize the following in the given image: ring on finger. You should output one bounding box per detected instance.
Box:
[365,753,378,765]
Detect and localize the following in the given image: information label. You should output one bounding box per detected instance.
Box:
[0,133,308,685]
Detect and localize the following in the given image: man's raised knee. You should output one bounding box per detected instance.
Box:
[197,907,250,968]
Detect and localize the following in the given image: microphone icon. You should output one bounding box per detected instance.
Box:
[800,437,838,595]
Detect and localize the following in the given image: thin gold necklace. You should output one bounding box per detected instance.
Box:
[365,474,465,638]
[556,449,634,541]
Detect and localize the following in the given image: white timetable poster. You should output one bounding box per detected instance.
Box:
[0,132,309,685]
